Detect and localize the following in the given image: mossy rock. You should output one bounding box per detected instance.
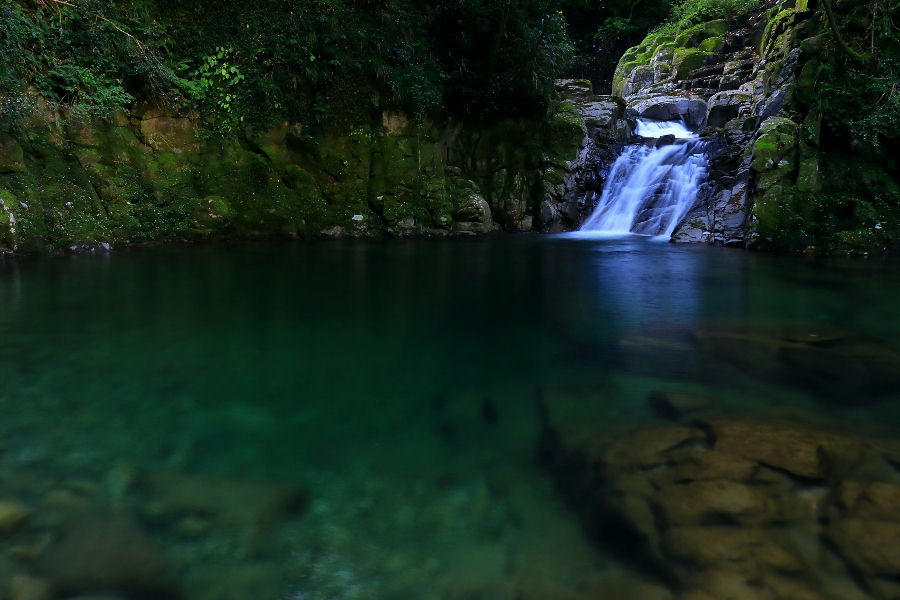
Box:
[0,188,21,251]
[0,135,26,173]
[794,60,821,107]
[751,129,797,172]
[760,9,797,55]
[673,48,715,79]
[193,195,236,234]
[699,36,725,53]
[796,155,821,192]
[674,20,728,47]
[543,102,585,161]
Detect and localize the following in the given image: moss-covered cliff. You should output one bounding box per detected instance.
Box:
[0,0,595,254]
[0,95,585,254]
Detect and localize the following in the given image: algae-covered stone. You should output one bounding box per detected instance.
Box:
[750,117,798,172]
[37,513,174,597]
[0,500,31,533]
[452,180,493,233]
[138,115,198,152]
[193,195,235,233]
[0,134,25,173]
[699,36,724,53]
[673,48,715,80]
[674,20,728,48]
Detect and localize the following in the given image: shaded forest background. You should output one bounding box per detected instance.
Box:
[0,0,757,130]
[1,0,897,169]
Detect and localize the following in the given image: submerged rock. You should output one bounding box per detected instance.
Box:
[0,500,32,534]
[692,324,900,401]
[647,389,717,419]
[542,406,900,599]
[36,512,176,598]
[143,470,308,532]
[9,574,52,600]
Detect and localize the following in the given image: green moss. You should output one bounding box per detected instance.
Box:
[794,59,821,107]
[544,102,585,162]
[699,36,724,52]
[760,9,797,55]
[0,135,26,173]
[751,130,796,172]
[796,156,821,193]
[673,48,714,79]
[674,19,728,47]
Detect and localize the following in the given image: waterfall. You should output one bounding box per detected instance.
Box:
[580,119,708,238]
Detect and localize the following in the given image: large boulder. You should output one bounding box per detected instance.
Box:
[628,96,708,129]
[37,512,177,598]
[706,90,752,129]
[542,400,900,600]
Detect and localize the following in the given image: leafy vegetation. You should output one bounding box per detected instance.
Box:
[0,0,584,130]
[815,0,900,153]
[661,0,760,32]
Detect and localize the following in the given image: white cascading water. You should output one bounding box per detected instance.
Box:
[580,118,708,238]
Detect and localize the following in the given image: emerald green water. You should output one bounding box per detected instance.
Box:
[1,236,899,599]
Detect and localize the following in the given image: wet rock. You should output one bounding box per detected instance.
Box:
[628,96,708,129]
[662,527,804,572]
[706,90,752,129]
[9,574,52,600]
[656,451,759,484]
[542,410,900,600]
[36,512,176,598]
[647,389,716,418]
[0,501,32,534]
[144,470,307,531]
[832,481,900,521]
[548,79,630,232]
[184,563,284,600]
[692,324,900,400]
[705,417,858,479]
[601,426,707,469]
[682,570,771,600]
[826,519,900,575]
[653,480,781,526]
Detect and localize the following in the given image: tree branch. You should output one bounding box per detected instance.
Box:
[821,0,870,63]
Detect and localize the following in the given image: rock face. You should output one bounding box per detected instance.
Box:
[0,96,585,253]
[607,13,777,245]
[553,8,795,240]
[540,79,631,232]
[587,0,899,249]
[541,403,900,600]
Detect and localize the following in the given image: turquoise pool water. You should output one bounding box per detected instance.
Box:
[1,235,898,599]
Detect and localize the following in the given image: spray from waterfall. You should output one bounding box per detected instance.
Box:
[580,119,708,238]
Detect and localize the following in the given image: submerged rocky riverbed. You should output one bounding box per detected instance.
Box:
[0,236,898,599]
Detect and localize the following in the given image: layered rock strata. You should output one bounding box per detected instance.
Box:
[541,400,900,599]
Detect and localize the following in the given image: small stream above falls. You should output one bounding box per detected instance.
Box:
[580,119,709,238]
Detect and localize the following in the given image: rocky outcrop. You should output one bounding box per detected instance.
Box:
[540,79,631,232]
[0,93,584,254]
[594,0,899,249]
[541,399,900,600]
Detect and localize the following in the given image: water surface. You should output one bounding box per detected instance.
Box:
[1,236,899,599]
